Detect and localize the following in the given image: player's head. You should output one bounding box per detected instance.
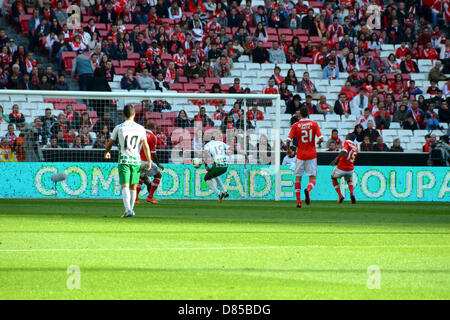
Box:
[346,133,355,141]
[299,107,309,119]
[123,104,135,120]
[146,119,155,130]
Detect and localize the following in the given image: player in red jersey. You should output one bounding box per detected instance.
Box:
[135,120,164,204]
[286,107,324,208]
[329,133,358,204]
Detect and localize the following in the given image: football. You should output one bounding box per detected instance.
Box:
[192,158,203,168]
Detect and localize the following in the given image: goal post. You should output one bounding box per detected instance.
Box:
[0,89,283,201]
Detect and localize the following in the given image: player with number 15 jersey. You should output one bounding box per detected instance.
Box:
[329,133,358,204]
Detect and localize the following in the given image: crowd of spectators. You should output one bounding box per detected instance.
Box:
[0,101,118,154]
[0,0,450,161]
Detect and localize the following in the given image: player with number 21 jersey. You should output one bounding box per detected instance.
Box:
[286,107,324,208]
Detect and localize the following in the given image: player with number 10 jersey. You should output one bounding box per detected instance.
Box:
[286,107,324,208]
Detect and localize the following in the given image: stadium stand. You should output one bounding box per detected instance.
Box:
[0,0,449,161]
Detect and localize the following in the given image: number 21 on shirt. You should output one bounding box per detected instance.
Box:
[301,129,313,143]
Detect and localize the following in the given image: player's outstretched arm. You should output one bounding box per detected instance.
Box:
[286,139,293,156]
[142,139,152,170]
[104,139,115,159]
[152,151,164,170]
[317,136,324,148]
[330,151,346,166]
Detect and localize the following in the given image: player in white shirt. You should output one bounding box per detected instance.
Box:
[203,136,229,202]
[104,104,152,218]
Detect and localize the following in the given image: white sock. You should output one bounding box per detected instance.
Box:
[206,179,220,195]
[122,187,131,212]
[215,177,226,192]
[129,189,136,211]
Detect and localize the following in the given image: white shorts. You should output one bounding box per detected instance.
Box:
[140,161,160,178]
[294,158,318,177]
[332,167,353,180]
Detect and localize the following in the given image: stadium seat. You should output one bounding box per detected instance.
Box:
[310,114,325,121]
[119,60,135,68]
[109,82,121,89]
[115,68,128,76]
[390,122,401,129]
[169,83,183,91]
[128,52,140,60]
[325,114,341,122]
[293,29,308,36]
[246,64,261,71]
[230,70,242,77]
[73,104,87,112]
[261,63,275,71]
[413,130,430,137]
[184,84,199,92]
[191,78,204,84]
[161,112,177,120]
[205,78,220,85]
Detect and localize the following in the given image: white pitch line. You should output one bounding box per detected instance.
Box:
[0,245,449,252]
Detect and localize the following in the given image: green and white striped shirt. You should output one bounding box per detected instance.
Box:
[111,120,146,165]
[204,140,228,166]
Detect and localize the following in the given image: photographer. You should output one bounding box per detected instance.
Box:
[22,123,44,161]
[429,135,450,167]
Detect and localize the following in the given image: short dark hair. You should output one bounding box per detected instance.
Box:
[300,107,309,118]
[346,133,355,141]
[123,104,135,118]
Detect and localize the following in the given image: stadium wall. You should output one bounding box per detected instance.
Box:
[0,163,448,202]
[38,150,431,166]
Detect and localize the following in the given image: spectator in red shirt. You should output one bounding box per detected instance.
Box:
[213,101,227,121]
[400,53,420,73]
[262,78,279,94]
[427,80,440,94]
[373,136,389,152]
[194,107,214,128]
[327,129,342,149]
[395,41,410,60]
[302,95,318,114]
[339,81,356,101]
[229,78,243,93]
[326,141,338,151]
[8,104,25,128]
[246,103,264,121]
[362,74,376,96]
[423,41,439,60]
[5,123,17,148]
[423,134,434,153]
[389,73,406,95]
[375,108,392,130]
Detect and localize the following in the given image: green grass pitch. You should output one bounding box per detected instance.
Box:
[0,199,449,300]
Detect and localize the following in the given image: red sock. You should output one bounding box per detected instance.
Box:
[348,179,354,196]
[295,181,301,203]
[148,178,161,198]
[307,178,316,192]
[136,179,143,200]
[332,178,343,198]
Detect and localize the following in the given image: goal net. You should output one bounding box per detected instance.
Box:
[0,90,283,200]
